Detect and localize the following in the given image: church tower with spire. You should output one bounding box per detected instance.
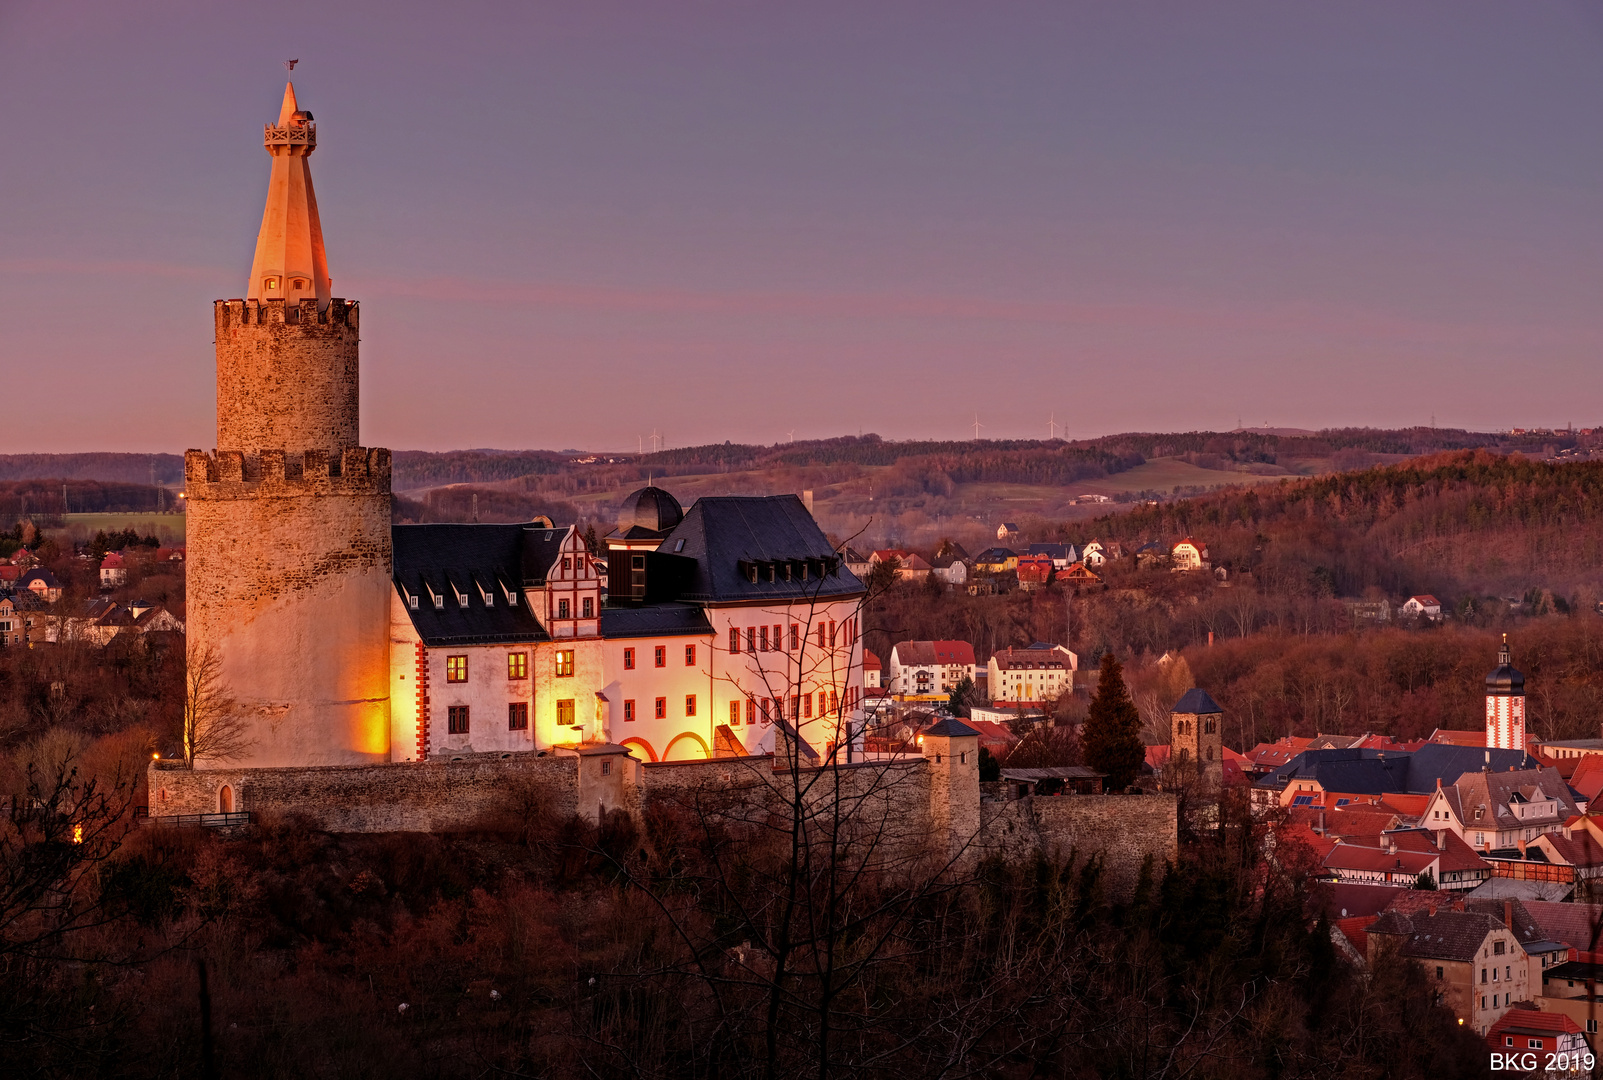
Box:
[184,80,393,767]
[1485,634,1526,751]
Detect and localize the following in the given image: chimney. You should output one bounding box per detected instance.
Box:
[1437,830,1446,851]
[1318,810,1326,836]
[1505,900,1515,931]
[801,490,814,514]
[1453,898,1466,912]
[1429,901,1438,917]
[1517,838,1527,857]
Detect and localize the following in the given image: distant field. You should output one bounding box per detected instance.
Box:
[59,513,186,544]
[1073,458,1295,496]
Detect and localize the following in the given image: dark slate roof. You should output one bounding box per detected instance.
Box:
[1256,748,1413,794]
[1254,744,1535,795]
[392,524,551,647]
[923,716,979,738]
[1173,688,1223,715]
[600,604,712,639]
[518,526,570,586]
[658,495,863,604]
[1408,744,1537,790]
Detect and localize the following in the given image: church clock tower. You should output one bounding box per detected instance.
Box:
[1485,634,1526,751]
[184,81,393,767]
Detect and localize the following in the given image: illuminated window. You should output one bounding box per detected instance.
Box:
[508,702,528,730]
[685,694,696,717]
[655,697,666,719]
[729,627,741,654]
[555,650,574,677]
[556,699,575,726]
[654,646,665,668]
[623,648,635,670]
[507,652,528,680]
[624,699,635,722]
[558,599,570,619]
[685,644,696,666]
[446,655,467,682]
[447,706,469,734]
[582,597,593,618]
[729,701,741,726]
[264,277,279,291]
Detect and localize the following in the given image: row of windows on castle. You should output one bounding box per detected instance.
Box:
[436,615,862,737]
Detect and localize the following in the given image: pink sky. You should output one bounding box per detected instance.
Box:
[2,1,1602,452]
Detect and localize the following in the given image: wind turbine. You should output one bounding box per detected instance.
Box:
[787,429,795,444]
[1048,413,1059,440]
[972,414,983,440]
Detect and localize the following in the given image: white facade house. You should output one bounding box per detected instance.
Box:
[1403,595,1443,619]
[889,640,977,701]
[987,643,1077,705]
[1171,538,1209,571]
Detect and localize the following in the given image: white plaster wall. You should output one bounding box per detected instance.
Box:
[426,641,538,757]
[602,635,717,761]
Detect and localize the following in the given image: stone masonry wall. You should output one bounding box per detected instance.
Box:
[978,794,1178,900]
[150,755,577,832]
[149,756,1174,901]
[186,478,393,768]
[214,298,360,456]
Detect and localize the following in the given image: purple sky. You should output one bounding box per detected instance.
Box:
[3,1,1603,453]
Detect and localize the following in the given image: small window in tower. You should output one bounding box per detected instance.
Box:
[292,278,305,289]
[264,277,279,291]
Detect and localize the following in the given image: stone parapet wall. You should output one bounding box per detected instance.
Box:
[184,447,390,494]
[150,754,576,832]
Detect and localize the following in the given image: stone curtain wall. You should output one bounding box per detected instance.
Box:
[977,794,1179,900]
[147,756,1174,900]
[150,755,577,832]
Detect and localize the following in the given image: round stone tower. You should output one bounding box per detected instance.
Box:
[1485,634,1526,751]
[185,80,393,767]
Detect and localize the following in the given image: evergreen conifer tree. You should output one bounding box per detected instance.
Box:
[1082,653,1144,792]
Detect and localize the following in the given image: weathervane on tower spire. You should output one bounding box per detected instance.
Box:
[285,59,298,74]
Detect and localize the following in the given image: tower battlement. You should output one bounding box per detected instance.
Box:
[185,447,391,497]
[215,297,357,331]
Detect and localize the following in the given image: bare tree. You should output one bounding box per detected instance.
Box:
[182,642,252,767]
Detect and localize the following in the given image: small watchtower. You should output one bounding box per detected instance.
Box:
[1170,687,1224,785]
[922,716,980,862]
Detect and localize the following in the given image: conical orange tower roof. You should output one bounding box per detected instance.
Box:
[245,81,330,308]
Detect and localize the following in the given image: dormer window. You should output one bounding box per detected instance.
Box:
[409,595,419,610]
[433,594,444,610]
[747,564,758,583]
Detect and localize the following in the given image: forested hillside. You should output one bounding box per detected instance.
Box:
[1075,450,1603,600]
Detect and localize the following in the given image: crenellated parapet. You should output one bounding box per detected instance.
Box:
[215,297,357,331]
[185,447,391,498]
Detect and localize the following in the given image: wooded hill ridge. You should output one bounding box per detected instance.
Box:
[1073,450,1603,601]
[0,426,1541,493]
